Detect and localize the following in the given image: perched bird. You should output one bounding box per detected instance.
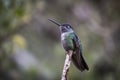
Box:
[49,19,89,71]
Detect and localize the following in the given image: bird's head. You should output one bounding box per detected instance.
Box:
[48,19,73,33]
[60,24,73,33]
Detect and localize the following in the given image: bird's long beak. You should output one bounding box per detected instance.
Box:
[48,19,61,26]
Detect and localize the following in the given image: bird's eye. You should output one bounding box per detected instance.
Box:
[67,26,70,28]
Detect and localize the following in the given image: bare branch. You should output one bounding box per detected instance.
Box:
[61,50,73,80]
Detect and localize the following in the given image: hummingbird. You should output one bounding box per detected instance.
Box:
[48,19,89,71]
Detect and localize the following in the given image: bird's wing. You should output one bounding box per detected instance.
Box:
[71,33,89,71]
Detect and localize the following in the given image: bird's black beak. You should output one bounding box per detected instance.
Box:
[48,19,61,26]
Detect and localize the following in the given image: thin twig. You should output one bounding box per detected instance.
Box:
[61,50,73,80]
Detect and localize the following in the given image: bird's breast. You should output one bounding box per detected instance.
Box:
[61,33,67,40]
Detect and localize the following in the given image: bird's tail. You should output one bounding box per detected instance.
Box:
[72,51,89,71]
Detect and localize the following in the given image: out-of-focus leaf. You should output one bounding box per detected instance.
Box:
[12,34,26,48]
[15,7,24,17]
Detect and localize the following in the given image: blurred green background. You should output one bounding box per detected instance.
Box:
[0,0,120,80]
